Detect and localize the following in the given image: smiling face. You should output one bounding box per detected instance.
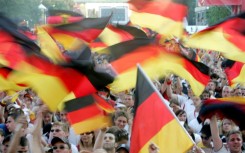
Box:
[227,133,243,153]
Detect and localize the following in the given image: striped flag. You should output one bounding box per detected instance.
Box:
[199,97,245,130]
[64,94,113,134]
[130,65,194,153]
[185,12,245,63]
[129,0,188,38]
[225,60,245,86]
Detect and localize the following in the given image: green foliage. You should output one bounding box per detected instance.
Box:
[206,6,232,26]
[186,0,196,25]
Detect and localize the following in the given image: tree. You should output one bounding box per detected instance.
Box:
[206,6,232,26]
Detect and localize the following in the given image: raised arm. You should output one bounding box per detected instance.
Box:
[210,115,223,152]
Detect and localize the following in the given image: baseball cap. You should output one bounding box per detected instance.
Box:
[51,137,71,149]
[116,144,129,153]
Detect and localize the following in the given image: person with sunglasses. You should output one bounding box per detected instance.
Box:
[51,137,72,153]
[49,122,79,153]
[197,124,213,153]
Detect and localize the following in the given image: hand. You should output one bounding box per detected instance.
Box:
[148,142,159,153]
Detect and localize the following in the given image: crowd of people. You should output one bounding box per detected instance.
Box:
[0,45,245,153]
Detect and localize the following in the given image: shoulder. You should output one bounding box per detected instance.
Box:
[212,144,229,153]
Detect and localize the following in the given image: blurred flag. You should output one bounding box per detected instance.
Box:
[129,0,188,38]
[130,65,194,153]
[0,67,26,91]
[90,24,147,52]
[64,94,113,134]
[199,97,245,130]
[47,10,84,25]
[104,39,210,96]
[44,15,111,48]
[225,60,245,86]
[36,26,66,63]
[185,12,245,63]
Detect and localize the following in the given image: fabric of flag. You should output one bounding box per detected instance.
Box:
[91,24,148,52]
[129,0,188,38]
[225,60,245,86]
[47,10,83,25]
[185,12,245,63]
[44,15,111,47]
[64,94,113,134]
[36,26,66,63]
[0,67,26,91]
[130,65,194,153]
[199,97,245,130]
[105,39,210,96]
[0,14,41,68]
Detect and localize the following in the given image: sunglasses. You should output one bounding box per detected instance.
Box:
[52,145,68,150]
[51,129,61,133]
[81,132,93,135]
[201,135,210,140]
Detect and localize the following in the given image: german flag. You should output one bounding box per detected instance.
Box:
[0,14,41,68]
[36,26,66,63]
[129,0,188,38]
[43,15,111,46]
[90,24,147,52]
[0,67,26,91]
[64,94,113,134]
[199,97,245,130]
[105,39,210,96]
[224,60,245,86]
[47,10,83,25]
[130,66,194,153]
[185,12,245,63]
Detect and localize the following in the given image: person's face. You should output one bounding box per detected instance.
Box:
[201,135,212,148]
[80,132,94,144]
[17,145,29,153]
[177,113,187,122]
[52,142,71,153]
[192,96,201,107]
[222,87,231,97]
[51,125,66,138]
[234,88,242,97]
[201,93,209,100]
[114,116,128,129]
[6,116,16,132]
[123,95,134,107]
[222,119,232,133]
[103,133,116,151]
[170,103,180,113]
[60,112,68,123]
[206,82,215,91]
[1,142,9,153]
[227,134,243,153]
[43,113,52,125]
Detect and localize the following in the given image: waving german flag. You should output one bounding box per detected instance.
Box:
[199,97,245,130]
[129,0,188,38]
[130,66,194,153]
[224,60,245,86]
[103,39,210,96]
[64,94,113,134]
[185,12,245,63]
[90,24,148,52]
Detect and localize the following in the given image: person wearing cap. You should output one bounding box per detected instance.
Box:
[49,122,78,153]
[51,137,72,153]
[116,144,129,153]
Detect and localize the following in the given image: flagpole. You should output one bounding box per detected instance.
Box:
[136,64,196,145]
